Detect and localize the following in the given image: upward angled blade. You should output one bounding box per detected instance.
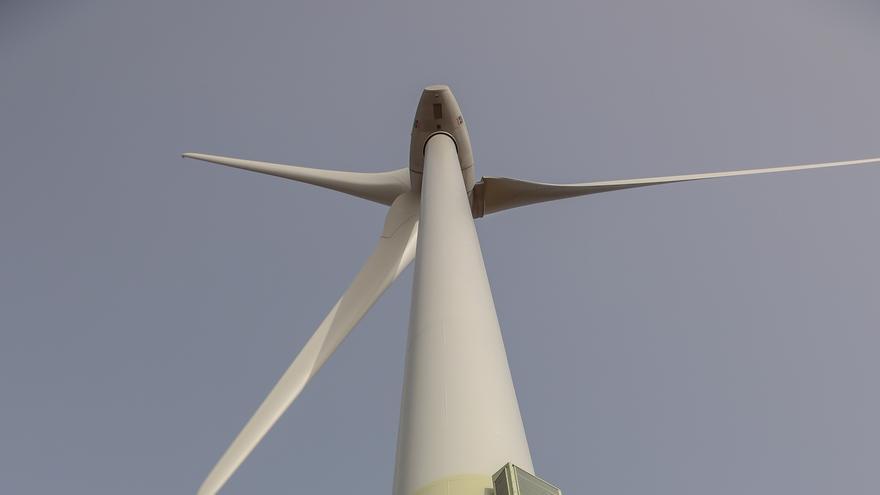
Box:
[473,156,880,216]
[197,192,420,495]
[183,152,411,205]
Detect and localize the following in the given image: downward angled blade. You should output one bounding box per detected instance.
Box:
[474,156,880,216]
[183,152,411,205]
[197,192,419,495]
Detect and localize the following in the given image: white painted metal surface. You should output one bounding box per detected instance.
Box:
[393,134,533,495]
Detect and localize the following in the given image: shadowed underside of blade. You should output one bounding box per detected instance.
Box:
[183,152,411,205]
[471,156,880,217]
[196,193,419,495]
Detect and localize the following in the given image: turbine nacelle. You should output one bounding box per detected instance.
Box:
[409,85,476,194]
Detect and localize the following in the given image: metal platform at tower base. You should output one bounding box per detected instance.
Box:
[493,463,562,495]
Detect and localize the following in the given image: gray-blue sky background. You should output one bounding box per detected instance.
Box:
[2,1,879,493]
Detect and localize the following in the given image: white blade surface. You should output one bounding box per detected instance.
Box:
[197,192,419,495]
[183,152,411,205]
[475,156,880,216]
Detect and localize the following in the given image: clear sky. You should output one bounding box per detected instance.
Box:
[2,1,879,494]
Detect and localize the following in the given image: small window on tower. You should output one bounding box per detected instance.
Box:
[433,103,443,119]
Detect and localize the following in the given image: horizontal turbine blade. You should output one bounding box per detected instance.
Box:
[197,192,419,495]
[473,156,880,216]
[183,152,410,205]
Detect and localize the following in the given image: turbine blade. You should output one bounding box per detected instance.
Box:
[197,192,419,495]
[183,152,410,205]
[473,156,880,217]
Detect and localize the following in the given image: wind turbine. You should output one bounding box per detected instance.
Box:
[184,85,879,495]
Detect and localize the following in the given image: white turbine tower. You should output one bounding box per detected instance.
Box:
[184,85,880,495]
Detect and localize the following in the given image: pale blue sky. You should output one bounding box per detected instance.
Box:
[2,1,879,493]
